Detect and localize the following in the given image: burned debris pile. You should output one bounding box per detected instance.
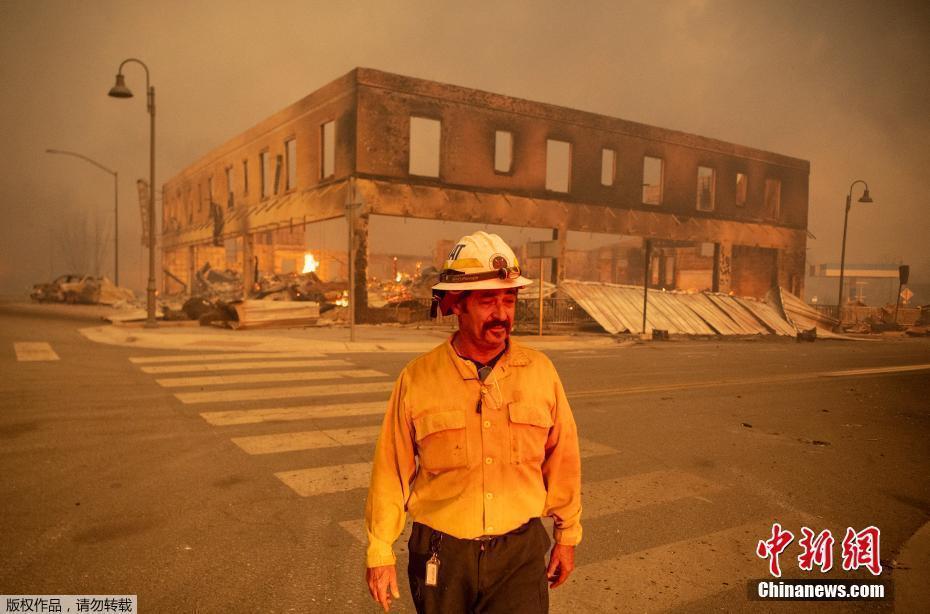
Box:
[31,274,136,306]
[160,262,341,329]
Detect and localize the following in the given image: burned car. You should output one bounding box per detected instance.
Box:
[30,274,87,303]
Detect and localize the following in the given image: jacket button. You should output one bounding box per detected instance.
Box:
[483,421,491,428]
[485,457,493,464]
[486,492,493,500]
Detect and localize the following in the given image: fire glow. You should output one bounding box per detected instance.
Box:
[302,252,320,274]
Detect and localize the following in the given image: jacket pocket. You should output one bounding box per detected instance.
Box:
[508,402,553,464]
[414,409,468,472]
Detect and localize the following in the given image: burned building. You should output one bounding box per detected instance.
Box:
[161,68,809,317]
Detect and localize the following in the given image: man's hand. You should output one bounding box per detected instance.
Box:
[546,543,576,589]
[366,564,400,612]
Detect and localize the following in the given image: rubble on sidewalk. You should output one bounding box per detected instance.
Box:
[903,305,929,336]
[31,274,136,306]
[230,300,320,330]
[192,262,243,302]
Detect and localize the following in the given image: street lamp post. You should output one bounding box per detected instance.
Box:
[836,180,873,323]
[108,58,157,327]
[45,149,119,285]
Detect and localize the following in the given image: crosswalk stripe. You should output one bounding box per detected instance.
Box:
[232,426,382,455]
[140,359,352,374]
[550,521,767,612]
[156,368,388,388]
[277,436,614,499]
[275,462,372,497]
[581,470,724,520]
[14,342,60,362]
[200,401,387,426]
[578,438,617,458]
[129,351,325,364]
[338,468,722,545]
[339,519,416,555]
[174,381,396,404]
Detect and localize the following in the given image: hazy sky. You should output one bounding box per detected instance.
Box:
[1,0,928,293]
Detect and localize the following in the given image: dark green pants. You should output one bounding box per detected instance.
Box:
[407,518,550,614]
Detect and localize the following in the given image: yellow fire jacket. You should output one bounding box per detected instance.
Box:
[365,337,582,567]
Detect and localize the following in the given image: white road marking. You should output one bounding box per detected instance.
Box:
[200,401,387,426]
[578,438,618,458]
[581,470,724,519]
[822,363,930,377]
[273,437,615,500]
[275,462,372,497]
[129,351,325,364]
[141,358,352,374]
[14,342,60,362]
[550,521,768,612]
[339,468,723,545]
[156,368,387,388]
[232,426,382,455]
[340,518,414,555]
[174,381,396,404]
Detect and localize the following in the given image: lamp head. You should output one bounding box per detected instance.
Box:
[108,73,133,98]
[858,188,873,204]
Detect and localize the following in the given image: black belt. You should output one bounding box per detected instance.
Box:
[419,518,540,543]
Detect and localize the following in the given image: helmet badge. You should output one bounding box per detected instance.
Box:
[490,254,508,269]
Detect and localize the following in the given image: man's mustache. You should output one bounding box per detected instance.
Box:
[483,320,511,332]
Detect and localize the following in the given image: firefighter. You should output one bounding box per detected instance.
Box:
[365,231,582,613]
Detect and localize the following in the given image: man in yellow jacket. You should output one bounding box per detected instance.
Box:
[365,231,582,613]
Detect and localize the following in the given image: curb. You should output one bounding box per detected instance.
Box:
[78,325,622,354]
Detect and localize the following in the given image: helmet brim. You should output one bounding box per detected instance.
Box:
[432,275,533,291]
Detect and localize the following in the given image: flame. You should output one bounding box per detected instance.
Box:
[395,272,402,282]
[302,252,320,274]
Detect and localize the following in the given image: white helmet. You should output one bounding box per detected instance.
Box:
[431,231,532,316]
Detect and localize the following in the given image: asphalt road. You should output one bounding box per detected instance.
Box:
[1,305,928,613]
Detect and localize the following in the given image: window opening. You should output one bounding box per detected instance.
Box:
[260,152,270,199]
[494,130,513,173]
[601,149,616,186]
[321,121,335,179]
[545,139,571,192]
[736,172,748,207]
[286,138,297,190]
[764,178,782,219]
[226,167,234,209]
[642,156,663,205]
[274,155,283,195]
[409,117,441,177]
[697,166,715,211]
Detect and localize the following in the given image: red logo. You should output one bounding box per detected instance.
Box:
[757,524,882,577]
[490,254,508,269]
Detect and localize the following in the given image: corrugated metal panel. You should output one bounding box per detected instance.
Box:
[733,297,798,336]
[560,280,798,336]
[703,294,772,335]
[559,281,640,333]
[648,291,716,335]
[519,281,558,300]
[774,287,840,332]
[678,294,753,335]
